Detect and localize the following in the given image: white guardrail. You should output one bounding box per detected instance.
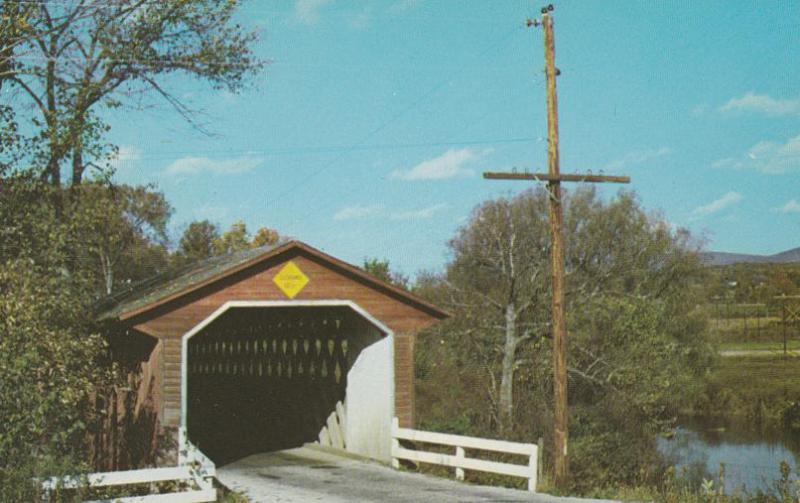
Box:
[42,430,216,503]
[391,417,539,492]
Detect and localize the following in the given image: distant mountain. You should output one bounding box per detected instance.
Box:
[702,247,800,266]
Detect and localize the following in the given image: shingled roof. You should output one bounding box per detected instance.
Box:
[96,240,447,322]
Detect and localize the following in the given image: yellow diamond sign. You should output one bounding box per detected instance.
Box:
[273,261,309,299]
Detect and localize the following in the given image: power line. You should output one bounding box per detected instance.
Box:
[8,0,533,26]
[111,137,541,162]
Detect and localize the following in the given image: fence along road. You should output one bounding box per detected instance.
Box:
[216,445,614,503]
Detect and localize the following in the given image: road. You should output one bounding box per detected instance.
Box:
[216,445,614,503]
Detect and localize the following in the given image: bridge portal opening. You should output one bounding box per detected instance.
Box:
[186,305,384,465]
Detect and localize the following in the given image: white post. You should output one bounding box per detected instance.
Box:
[455,446,465,481]
[391,417,400,469]
[527,445,538,492]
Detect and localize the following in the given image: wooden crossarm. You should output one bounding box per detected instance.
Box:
[483,172,630,184]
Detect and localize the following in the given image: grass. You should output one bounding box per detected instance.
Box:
[719,340,800,352]
[710,355,800,406]
[711,316,783,332]
[713,355,800,389]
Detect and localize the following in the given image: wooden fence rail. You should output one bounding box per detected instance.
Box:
[42,466,216,503]
[391,417,538,492]
[43,432,216,503]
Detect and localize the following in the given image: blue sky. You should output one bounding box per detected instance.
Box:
[111,0,799,276]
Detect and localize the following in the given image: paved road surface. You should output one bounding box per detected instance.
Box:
[216,445,614,503]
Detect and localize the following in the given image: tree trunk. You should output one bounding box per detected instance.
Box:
[45,50,60,186]
[101,252,113,295]
[72,144,83,185]
[498,302,519,435]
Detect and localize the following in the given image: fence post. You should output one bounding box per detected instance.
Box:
[391,417,400,469]
[536,437,543,490]
[527,438,542,492]
[455,446,465,481]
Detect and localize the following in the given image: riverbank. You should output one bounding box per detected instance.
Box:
[687,354,800,423]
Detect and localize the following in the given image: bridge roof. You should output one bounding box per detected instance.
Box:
[96,240,448,323]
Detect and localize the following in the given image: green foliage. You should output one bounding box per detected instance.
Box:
[0,262,111,499]
[689,356,800,422]
[415,187,713,491]
[562,463,800,502]
[68,183,174,294]
[0,175,125,495]
[705,263,800,306]
[176,219,283,268]
[362,257,409,289]
[3,0,263,185]
[214,220,252,255]
[177,220,221,264]
[251,227,281,248]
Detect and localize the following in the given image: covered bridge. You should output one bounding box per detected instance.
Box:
[98,240,446,467]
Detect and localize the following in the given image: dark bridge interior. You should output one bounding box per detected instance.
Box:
[186,305,382,465]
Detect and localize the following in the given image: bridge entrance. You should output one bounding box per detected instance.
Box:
[186,304,385,464]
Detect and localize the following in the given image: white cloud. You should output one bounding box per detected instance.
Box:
[712,133,800,174]
[776,199,800,214]
[691,191,743,218]
[110,145,141,171]
[604,147,671,171]
[391,148,481,180]
[165,155,263,176]
[390,203,447,220]
[333,204,382,221]
[294,0,331,25]
[720,92,800,117]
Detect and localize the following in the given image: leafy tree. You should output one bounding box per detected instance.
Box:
[0,173,113,497]
[416,187,712,489]
[69,183,173,295]
[251,226,281,248]
[213,220,251,255]
[0,1,33,90]
[363,258,410,289]
[3,0,263,185]
[420,189,551,435]
[0,262,110,500]
[176,219,220,265]
[176,220,283,268]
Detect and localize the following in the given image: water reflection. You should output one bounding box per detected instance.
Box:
[657,418,799,495]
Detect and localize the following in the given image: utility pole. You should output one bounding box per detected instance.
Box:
[484,5,630,488]
[775,295,800,356]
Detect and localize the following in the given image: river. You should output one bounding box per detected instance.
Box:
[657,417,800,495]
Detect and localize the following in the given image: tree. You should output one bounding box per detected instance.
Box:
[439,192,550,435]
[251,226,281,248]
[213,220,251,255]
[3,0,262,185]
[0,173,113,498]
[362,258,409,289]
[176,220,220,265]
[0,1,33,92]
[176,220,283,268]
[0,264,109,499]
[69,183,173,295]
[416,187,712,488]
